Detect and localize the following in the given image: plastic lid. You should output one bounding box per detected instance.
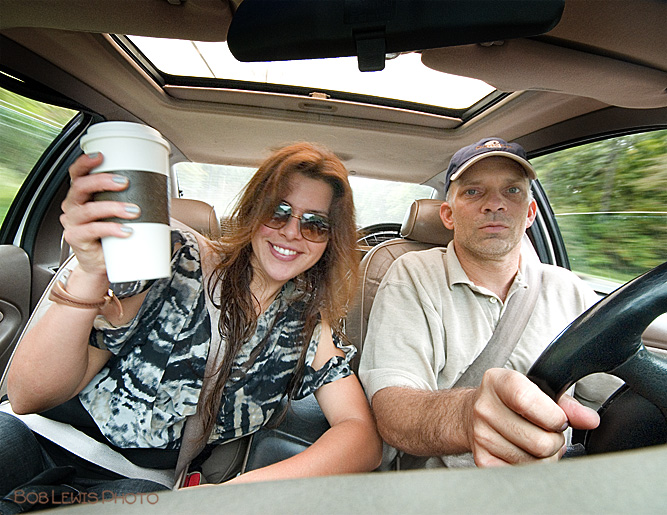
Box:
[80,121,169,150]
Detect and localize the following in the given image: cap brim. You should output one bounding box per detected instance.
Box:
[449,151,537,183]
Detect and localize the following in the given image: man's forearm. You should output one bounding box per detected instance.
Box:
[371,386,476,456]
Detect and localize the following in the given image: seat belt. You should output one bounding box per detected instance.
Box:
[172,317,226,489]
[454,262,543,388]
[0,401,175,487]
[397,262,544,470]
[172,231,232,489]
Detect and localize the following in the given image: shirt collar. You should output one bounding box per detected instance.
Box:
[445,240,529,300]
[445,240,474,289]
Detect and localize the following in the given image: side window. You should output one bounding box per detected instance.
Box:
[0,86,77,225]
[533,130,667,292]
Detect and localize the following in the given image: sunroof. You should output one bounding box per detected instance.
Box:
[128,36,495,111]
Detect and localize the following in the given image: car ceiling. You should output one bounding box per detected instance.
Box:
[1,0,666,188]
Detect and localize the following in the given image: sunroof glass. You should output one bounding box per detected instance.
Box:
[127,36,495,110]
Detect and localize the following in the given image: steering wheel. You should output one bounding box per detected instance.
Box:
[356,223,402,247]
[527,260,667,454]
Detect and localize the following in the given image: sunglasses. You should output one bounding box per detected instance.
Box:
[264,202,331,243]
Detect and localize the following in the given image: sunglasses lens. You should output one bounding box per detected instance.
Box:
[265,203,291,229]
[301,214,330,242]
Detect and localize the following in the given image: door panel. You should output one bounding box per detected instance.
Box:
[0,245,31,388]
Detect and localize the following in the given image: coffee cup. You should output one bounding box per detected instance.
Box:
[80,121,171,283]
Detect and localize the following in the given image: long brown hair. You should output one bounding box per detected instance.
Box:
[199,142,359,438]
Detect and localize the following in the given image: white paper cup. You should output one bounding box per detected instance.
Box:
[80,121,171,283]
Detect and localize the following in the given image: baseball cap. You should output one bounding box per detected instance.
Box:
[444,137,536,194]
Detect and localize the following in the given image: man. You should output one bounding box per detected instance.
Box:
[358,137,601,468]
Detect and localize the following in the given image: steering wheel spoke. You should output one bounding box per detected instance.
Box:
[356,223,402,248]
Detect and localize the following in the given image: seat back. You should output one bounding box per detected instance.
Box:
[347,199,453,372]
[171,198,222,239]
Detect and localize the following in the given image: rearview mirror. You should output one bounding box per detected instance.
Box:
[227,0,565,71]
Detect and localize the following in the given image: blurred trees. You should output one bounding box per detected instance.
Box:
[0,88,76,222]
[534,130,667,283]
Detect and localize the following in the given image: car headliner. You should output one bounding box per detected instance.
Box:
[1,0,666,189]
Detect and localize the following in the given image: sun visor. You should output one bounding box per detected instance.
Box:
[227,0,565,72]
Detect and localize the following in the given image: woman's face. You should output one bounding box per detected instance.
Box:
[250,173,333,295]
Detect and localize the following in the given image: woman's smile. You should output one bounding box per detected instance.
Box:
[269,242,299,258]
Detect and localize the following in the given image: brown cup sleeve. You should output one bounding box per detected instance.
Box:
[94,170,169,224]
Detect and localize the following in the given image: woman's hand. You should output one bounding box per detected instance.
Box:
[60,153,140,278]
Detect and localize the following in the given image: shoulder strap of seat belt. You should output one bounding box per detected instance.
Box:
[173,232,227,489]
[172,331,225,488]
[454,262,544,389]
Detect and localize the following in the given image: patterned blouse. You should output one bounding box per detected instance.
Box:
[79,228,354,450]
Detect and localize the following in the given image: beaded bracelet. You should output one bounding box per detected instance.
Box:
[48,279,124,318]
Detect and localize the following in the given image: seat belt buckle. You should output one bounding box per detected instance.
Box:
[182,471,202,487]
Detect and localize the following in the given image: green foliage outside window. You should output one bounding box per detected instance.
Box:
[176,163,434,228]
[0,87,77,225]
[533,130,667,285]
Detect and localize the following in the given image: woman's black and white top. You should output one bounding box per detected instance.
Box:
[79,228,354,450]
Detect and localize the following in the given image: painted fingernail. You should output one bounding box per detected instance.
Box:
[120,226,133,234]
[124,205,140,214]
[87,152,101,159]
[558,422,569,432]
[112,175,129,184]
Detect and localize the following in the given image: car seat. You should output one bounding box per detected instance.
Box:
[346,199,452,373]
[170,198,222,239]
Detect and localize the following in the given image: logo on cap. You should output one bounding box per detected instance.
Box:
[477,140,507,150]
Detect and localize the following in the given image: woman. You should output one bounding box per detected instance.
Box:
[1,142,381,504]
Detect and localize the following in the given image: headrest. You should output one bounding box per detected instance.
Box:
[400,199,453,245]
[171,198,222,239]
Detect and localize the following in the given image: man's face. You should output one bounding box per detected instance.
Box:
[440,156,537,261]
